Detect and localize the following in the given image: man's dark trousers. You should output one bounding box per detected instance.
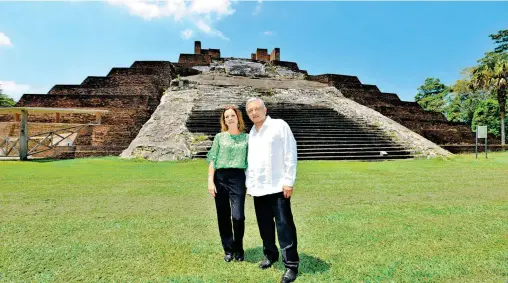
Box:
[253,192,299,271]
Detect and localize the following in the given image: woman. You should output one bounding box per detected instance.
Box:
[207,105,249,262]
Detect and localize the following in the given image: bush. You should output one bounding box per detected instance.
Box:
[472,99,508,137]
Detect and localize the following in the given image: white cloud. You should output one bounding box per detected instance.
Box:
[196,20,230,41]
[181,29,193,40]
[0,81,49,102]
[253,0,262,16]
[263,31,273,36]
[0,32,13,47]
[189,0,235,18]
[108,0,235,40]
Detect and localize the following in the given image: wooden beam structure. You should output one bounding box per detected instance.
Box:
[0,107,109,161]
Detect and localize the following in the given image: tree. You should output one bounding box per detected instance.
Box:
[448,68,493,125]
[472,99,508,137]
[470,51,508,144]
[0,84,16,107]
[415,78,450,113]
[490,29,508,53]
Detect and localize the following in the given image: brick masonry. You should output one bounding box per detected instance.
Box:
[1,61,178,158]
[3,40,503,159]
[306,74,504,151]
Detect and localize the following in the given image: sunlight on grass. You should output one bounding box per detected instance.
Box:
[1,152,507,282]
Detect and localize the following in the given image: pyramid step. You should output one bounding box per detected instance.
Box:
[295,150,412,156]
[187,126,377,131]
[297,155,413,160]
[296,148,411,153]
[295,140,394,144]
[194,145,405,151]
[186,122,365,127]
[200,133,388,138]
[191,154,414,161]
[191,129,387,134]
[187,117,358,121]
[193,150,412,156]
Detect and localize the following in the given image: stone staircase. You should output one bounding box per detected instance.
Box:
[307,74,505,152]
[186,103,415,161]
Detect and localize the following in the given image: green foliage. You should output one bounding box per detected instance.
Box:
[470,50,508,144]
[472,99,507,136]
[447,69,494,125]
[489,29,508,53]
[0,85,16,107]
[191,134,209,144]
[415,78,450,113]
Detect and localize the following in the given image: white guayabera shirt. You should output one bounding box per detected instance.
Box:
[246,116,298,197]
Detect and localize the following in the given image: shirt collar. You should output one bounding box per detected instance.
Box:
[252,115,272,134]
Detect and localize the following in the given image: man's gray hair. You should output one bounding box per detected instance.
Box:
[246,97,266,109]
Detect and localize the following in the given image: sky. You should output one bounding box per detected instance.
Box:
[1,1,508,102]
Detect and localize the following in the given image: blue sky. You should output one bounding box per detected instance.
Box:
[1,1,507,102]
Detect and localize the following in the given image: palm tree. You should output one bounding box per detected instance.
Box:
[470,52,508,145]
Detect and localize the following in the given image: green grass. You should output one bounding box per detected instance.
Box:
[1,152,507,282]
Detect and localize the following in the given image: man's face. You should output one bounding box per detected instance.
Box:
[247,100,267,124]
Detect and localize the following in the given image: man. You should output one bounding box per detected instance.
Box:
[245,97,299,283]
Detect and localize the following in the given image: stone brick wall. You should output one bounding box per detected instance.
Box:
[11,94,153,152]
[306,73,500,148]
[0,114,13,122]
[307,74,362,87]
[178,54,212,67]
[194,41,201,54]
[255,49,270,62]
[3,60,177,158]
[18,94,149,109]
[270,60,301,72]
[207,49,221,58]
[172,63,201,77]
[270,48,280,61]
[45,86,153,96]
[81,76,114,88]
[107,67,158,76]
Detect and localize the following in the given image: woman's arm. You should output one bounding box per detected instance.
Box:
[208,160,216,197]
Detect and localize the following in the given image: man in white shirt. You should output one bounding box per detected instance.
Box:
[245,97,299,283]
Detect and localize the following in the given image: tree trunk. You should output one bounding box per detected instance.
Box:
[499,89,506,145]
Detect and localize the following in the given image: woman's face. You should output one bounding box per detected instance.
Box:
[224,109,239,129]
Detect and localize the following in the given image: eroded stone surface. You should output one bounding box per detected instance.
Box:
[121,73,451,161]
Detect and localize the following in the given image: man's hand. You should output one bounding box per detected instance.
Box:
[283,185,293,198]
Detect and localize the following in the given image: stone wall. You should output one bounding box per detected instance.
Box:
[205,49,221,58]
[270,60,302,73]
[307,74,503,148]
[270,48,280,61]
[121,74,451,161]
[307,74,362,87]
[178,54,212,67]
[255,48,270,62]
[6,58,178,158]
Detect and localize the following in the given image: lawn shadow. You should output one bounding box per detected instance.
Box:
[244,246,330,275]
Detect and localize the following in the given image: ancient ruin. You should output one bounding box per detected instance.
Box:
[1,40,503,161]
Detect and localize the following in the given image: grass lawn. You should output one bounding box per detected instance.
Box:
[1,152,507,282]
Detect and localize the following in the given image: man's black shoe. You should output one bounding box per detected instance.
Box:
[281,268,298,283]
[259,257,276,269]
[233,252,244,261]
[224,254,233,262]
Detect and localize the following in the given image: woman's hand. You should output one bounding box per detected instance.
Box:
[208,182,217,197]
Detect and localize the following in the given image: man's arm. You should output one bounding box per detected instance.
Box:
[281,121,297,198]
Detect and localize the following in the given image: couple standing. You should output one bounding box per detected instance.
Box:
[206,97,299,283]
